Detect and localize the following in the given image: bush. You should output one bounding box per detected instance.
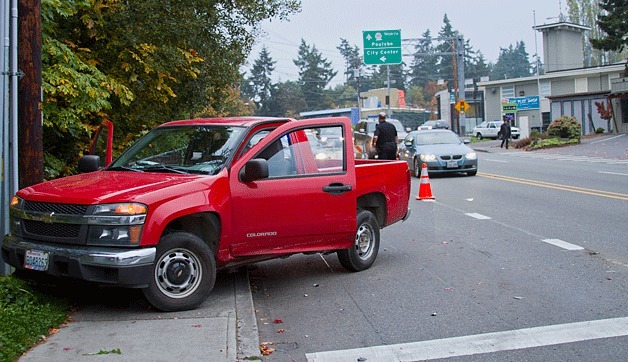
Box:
[595,127,605,134]
[546,116,582,140]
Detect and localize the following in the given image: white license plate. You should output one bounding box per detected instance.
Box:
[24,249,49,271]
[446,160,458,168]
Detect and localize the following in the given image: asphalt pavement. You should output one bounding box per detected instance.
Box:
[17,133,626,362]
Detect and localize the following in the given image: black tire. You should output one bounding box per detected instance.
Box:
[338,210,380,272]
[143,232,216,312]
[467,170,477,176]
[476,133,483,140]
[413,158,421,178]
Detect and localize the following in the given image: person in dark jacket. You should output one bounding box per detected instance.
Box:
[499,118,512,149]
[372,112,398,160]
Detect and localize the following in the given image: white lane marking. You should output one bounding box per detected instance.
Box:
[306,317,628,362]
[542,238,584,251]
[484,158,508,163]
[598,171,628,176]
[465,213,491,220]
[590,134,625,144]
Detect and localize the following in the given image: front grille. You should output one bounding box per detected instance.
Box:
[23,220,82,238]
[440,155,463,160]
[23,201,88,215]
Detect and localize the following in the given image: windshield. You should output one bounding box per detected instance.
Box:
[108,125,245,175]
[415,132,461,145]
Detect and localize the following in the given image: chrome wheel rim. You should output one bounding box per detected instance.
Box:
[355,223,375,260]
[155,248,202,299]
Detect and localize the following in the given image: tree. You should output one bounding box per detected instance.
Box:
[41,0,300,178]
[265,81,307,117]
[568,0,628,66]
[408,29,439,87]
[246,46,276,115]
[589,0,628,74]
[337,38,361,89]
[294,39,337,110]
[436,14,457,85]
[490,41,532,80]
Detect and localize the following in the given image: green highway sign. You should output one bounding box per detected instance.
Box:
[363,29,402,65]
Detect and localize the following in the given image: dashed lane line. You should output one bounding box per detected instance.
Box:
[541,238,584,251]
[306,317,628,362]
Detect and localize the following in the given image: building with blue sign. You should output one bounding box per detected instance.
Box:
[478,20,626,136]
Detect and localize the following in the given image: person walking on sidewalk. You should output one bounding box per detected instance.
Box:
[499,118,512,149]
[372,112,398,160]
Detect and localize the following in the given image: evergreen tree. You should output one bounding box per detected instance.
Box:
[294,39,337,110]
[337,38,361,89]
[490,41,532,80]
[436,14,457,85]
[409,29,439,87]
[590,0,628,60]
[246,46,276,115]
[265,81,307,117]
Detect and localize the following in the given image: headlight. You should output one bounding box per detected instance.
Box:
[9,196,24,236]
[420,154,436,161]
[10,196,24,209]
[87,203,147,246]
[465,152,477,160]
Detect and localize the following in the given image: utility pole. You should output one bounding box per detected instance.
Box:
[17,0,43,188]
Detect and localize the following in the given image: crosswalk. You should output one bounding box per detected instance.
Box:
[498,151,628,165]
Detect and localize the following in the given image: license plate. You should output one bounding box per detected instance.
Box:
[446,160,458,168]
[24,249,49,271]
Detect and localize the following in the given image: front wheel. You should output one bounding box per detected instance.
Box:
[338,210,380,272]
[413,158,421,178]
[467,170,477,176]
[143,232,216,311]
[476,133,483,140]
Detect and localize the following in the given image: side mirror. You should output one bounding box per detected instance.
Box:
[463,139,471,144]
[404,140,414,147]
[406,127,411,132]
[358,128,365,133]
[78,155,101,173]
[240,158,269,182]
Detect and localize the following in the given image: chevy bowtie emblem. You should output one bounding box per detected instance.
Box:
[41,212,55,224]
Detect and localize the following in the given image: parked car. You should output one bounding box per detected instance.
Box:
[316,126,343,148]
[3,116,411,312]
[398,129,478,177]
[353,118,409,159]
[472,120,520,140]
[418,120,449,130]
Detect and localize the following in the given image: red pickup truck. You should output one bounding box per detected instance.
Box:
[2,116,411,311]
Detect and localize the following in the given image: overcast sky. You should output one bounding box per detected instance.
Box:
[244,0,570,86]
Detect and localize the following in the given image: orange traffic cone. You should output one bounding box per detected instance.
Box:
[416,163,435,200]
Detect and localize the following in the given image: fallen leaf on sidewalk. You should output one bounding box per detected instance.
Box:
[277,329,285,333]
[83,348,121,356]
[260,342,275,355]
[192,324,202,328]
[273,318,283,323]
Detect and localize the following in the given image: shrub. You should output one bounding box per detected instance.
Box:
[546,116,581,140]
[595,127,605,134]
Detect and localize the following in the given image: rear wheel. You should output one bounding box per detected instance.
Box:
[476,133,483,140]
[338,210,380,272]
[143,232,216,311]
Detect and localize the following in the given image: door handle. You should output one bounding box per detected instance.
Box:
[323,183,352,195]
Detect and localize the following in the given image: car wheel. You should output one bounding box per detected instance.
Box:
[467,170,477,176]
[143,232,216,311]
[338,210,380,272]
[476,133,483,140]
[413,158,421,178]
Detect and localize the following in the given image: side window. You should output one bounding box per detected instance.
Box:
[255,125,346,178]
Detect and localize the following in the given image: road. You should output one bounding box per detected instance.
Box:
[250,144,628,361]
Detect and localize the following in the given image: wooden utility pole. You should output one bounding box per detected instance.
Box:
[17,0,43,188]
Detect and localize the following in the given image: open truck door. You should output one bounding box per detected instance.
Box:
[78,119,113,172]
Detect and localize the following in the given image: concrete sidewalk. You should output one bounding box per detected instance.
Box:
[20,269,260,361]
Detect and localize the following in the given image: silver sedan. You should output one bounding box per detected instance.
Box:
[398,130,478,177]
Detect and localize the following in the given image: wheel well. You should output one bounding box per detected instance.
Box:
[163,212,220,254]
[357,193,386,227]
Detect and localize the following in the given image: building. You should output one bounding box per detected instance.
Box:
[478,20,627,136]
